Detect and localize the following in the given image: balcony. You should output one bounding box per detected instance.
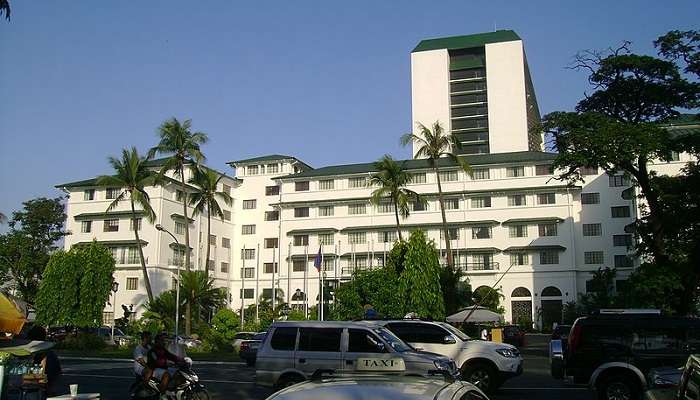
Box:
[456,262,500,272]
[167,259,194,268]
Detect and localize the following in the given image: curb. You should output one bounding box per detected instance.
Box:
[60,356,245,366]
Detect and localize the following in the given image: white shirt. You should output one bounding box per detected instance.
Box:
[133,344,150,375]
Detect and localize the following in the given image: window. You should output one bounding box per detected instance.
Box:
[295,181,310,191]
[246,165,259,175]
[81,221,92,233]
[355,257,368,269]
[510,253,529,266]
[222,183,231,196]
[581,223,601,237]
[175,190,184,202]
[265,210,279,221]
[668,151,680,162]
[348,203,366,215]
[241,248,255,260]
[270,327,297,350]
[263,263,278,274]
[508,194,526,206]
[83,189,95,201]
[172,248,186,266]
[126,277,138,290]
[509,225,528,238]
[538,223,558,237]
[411,200,427,211]
[222,237,230,248]
[242,224,256,235]
[294,207,310,218]
[585,251,604,264]
[440,228,459,241]
[614,255,633,268]
[439,171,458,182]
[175,221,186,235]
[319,233,334,245]
[581,193,600,204]
[611,206,631,218]
[318,206,334,216]
[128,218,142,231]
[264,238,279,249]
[103,219,119,232]
[240,288,255,299]
[298,328,342,352]
[411,173,426,184]
[318,179,334,190]
[444,198,460,210]
[106,188,119,199]
[292,260,306,272]
[240,267,255,278]
[207,260,215,271]
[471,226,491,239]
[540,251,559,265]
[267,164,279,174]
[377,202,395,213]
[293,235,309,246]
[535,164,553,175]
[506,166,525,177]
[102,311,114,326]
[609,175,629,187]
[580,166,598,175]
[222,210,231,221]
[472,168,490,180]
[242,199,257,210]
[265,186,280,196]
[537,193,556,205]
[386,322,449,344]
[471,196,491,208]
[348,329,385,353]
[221,262,229,273]
[126,247,139,264]
[348,177,367,188]
[348,232,367,244]
[379,231,397,243]
[613,234,633,247]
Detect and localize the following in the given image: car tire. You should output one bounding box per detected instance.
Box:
[597,373,640,400]
[462,362,498,393]
[275,374,304,390]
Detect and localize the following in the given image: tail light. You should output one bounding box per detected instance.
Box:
[568,324,582,355]
[240,342,250,351]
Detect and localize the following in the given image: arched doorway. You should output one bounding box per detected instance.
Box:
[540,286,563,331]
[510,287,532,326]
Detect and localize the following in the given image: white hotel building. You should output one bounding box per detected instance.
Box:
[56,31,697,328]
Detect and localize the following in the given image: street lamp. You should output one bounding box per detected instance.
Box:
[110,281,119,342]
[156,224,181,339]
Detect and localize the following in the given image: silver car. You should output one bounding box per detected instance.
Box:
[256,320,458,389]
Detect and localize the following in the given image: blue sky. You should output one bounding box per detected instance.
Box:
[1,0,698,220]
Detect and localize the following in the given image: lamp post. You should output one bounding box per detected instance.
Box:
[156,224,181,338]
[110,281,119,342]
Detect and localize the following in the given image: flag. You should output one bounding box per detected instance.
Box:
[313,246,322,272]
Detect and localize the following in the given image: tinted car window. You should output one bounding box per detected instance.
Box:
[298,328,342,352]
[348,329,385,353]
[270,327,297,350]
[387,323,448,344]
[633,327,685,353]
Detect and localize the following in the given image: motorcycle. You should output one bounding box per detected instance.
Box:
[129,357,209,400]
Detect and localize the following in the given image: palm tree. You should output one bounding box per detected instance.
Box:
[369,155,421,241]
[144,290,179,333]
[149,117,208,273]
[179,270,227,329]
[97,147,157,302]
[188,167,233,279]
[401,121,472,269]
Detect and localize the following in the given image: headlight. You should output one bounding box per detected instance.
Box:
[433,359,455,372]
[496,348,519,358]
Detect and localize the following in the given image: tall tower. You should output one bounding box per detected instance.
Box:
[410,30,542,157]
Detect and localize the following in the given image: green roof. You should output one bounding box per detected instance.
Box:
[228,154,313,169]
[503,245,567,252]
[74,210,146,221]
[413,30,521,53]
[277,151,557,180]
[662,113,700,127]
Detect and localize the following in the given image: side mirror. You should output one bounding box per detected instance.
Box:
[443,335,456,345]
[376,342,386,352]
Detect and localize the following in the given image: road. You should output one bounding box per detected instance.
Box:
[55,335,591,400]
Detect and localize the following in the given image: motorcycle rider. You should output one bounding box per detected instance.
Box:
[133,332,152,381]
[147,333,184,395]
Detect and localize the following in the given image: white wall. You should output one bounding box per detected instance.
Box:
[411,49,451,158]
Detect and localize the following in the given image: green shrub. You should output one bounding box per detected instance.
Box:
[203,309,239,352]
[58,333,107,350]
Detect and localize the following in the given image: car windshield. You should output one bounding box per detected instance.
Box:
[439,322,470,341]
[374,328,412,352]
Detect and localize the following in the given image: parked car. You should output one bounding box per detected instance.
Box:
[94,326,132,346]
[233,332,258,353]
[240,332,267,367]
[376,319,523,393]
[643,354,699,400]
[501,325,525,348]
[550,309,700,400]
[177,336,203,349]
[256,321,458,389]
[550,324,572,355]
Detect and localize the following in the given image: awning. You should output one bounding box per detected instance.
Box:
[170,213,194,223]
[74,239,148,247]
[462,247,501,253]
[287,253,338,261]
[503,245,566,252]
[446,306,503,323]
[501,217,564,225]
[286,228,339,236]
[74,210,146,221]
[169,242,193,251]
[0,293,27,335]
[0,340,55,356]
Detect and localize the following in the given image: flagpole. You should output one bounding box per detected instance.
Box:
[272,245,277,313]
[241,245,245,327]
[304,245,308,319]
[255,243,260,323]
[287,243,291,305]
[319,248,323,321]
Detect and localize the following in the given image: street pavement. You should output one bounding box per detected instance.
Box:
[56,334,591,400]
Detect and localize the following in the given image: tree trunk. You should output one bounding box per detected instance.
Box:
[434,166,453,269]
[131,197,154,302]
[179,162,192,336]
[635,159,668,264]
[205,211,211,279]
[393,195,403,241]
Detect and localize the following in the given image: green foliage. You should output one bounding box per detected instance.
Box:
[440,265,470,316]
[624,262,686,314]
[330,266,404,321]
[180,270,227,323]
[577,267,620,314]
[471,286,505,315]
[654,30,700,78]
[204,308,240,352]
[143,290,179,333]
[387,240,408,274]
[399,230,445,320]
[562,301,580,325]
[35,242,115,327]
[57,332,107,351]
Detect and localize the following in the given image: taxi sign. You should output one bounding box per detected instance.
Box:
[356,357,406,372]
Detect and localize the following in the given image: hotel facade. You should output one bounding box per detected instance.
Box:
[56,31,697,328]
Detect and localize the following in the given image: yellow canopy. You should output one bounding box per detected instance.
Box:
[0,292,26,335]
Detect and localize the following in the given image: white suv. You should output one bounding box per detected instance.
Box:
[377,320,523,392]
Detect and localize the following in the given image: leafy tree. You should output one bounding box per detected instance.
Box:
[35,242,115,327]
[188,167,233,278]
[97,147,157,302]
[655,30,700,77]
[205,308,240,351]
[471,286,505,315]
[179,270,226,334]
[577,267,619,314]
[330,267,403,321]
[143,290,179,333]
[8,197,66,251]
[401,121,472,270]
[399,230,445,319]
[0,0,9,21]
[369,155,421,241]
[441,266,470,316]
[624,262,686,314]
